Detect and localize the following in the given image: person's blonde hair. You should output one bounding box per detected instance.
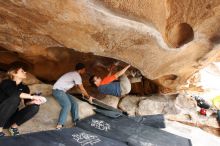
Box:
[7,66,22,79]
[7,62,28,79]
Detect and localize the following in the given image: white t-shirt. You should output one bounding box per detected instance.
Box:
[53,71,82,92]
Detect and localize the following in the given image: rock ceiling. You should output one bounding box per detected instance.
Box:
[0,0,220,91]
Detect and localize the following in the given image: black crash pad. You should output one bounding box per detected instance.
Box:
[92,99,124,113]
[76,114,192,146]
[129,114,166,128]
[93,108,165,128]
[0,127,127,146]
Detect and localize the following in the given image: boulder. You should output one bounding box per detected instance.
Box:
[28,83,53,96]
[136,95,177,115]
[23,73,42,85]
[118,95,141,116]
[99,95,120,109]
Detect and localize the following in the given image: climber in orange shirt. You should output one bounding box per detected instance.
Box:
[89,64,131,97]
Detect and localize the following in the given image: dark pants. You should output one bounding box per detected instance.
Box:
[0,97,39,128]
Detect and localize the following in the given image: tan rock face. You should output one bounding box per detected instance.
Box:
[118,95,141,115]
[0,0,220,92]
[28,84,52,96]
[99,95,120,109]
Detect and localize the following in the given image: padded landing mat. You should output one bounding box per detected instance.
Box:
[0,127,127,146]
[76,114,192,146]
[92,99,123,113]
[129,114,166,128]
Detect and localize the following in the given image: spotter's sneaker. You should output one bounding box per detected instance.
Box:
[9,127,20,136]
[0,132,5,137]
[56,125,64,130]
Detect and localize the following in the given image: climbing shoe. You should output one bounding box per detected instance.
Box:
[0,132,5,137]
[9,127,20,136]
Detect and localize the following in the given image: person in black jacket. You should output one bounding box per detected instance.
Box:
[0,64,46,137]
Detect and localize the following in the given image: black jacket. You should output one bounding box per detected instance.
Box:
[0,79,30,104]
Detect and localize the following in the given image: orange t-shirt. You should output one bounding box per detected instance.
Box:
[100,75,117,85]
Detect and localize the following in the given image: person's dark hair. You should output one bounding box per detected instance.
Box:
[89,75,96,87]
[75,63,85,71]
[9,61,30,71]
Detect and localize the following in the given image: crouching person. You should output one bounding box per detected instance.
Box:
[0,64,46,137]
[52,63,94,130]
